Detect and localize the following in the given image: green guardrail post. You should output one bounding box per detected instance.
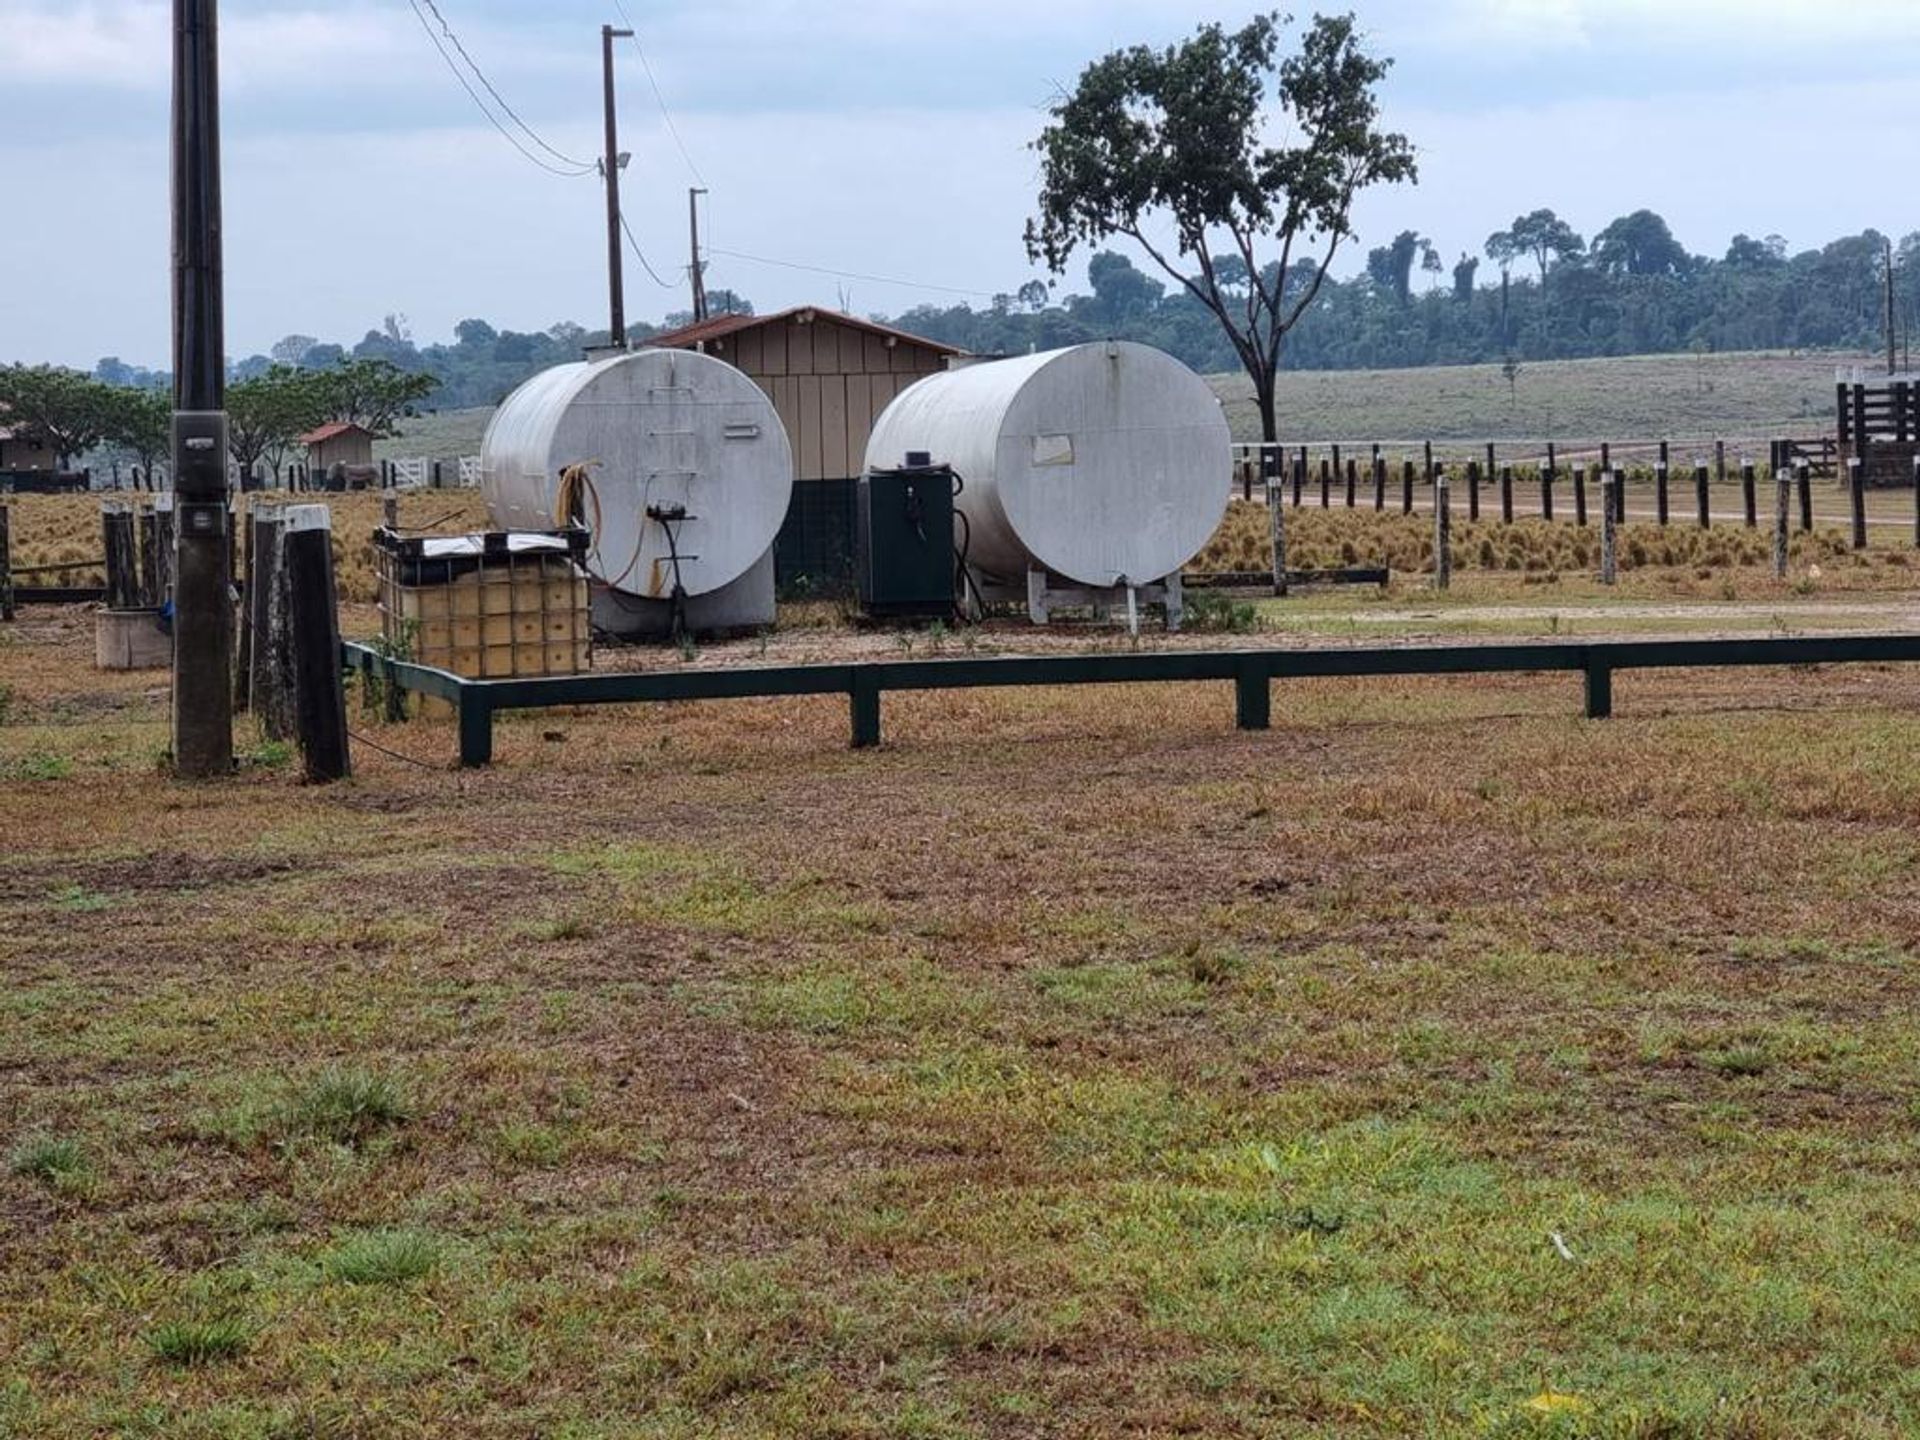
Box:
[457,687,493,767]
[1584,655,1613,719]
[850,669,882,748]
[1235,655,1271,731]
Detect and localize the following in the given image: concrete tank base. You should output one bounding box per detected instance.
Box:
[590,549,776,641]
[95,608,172,670]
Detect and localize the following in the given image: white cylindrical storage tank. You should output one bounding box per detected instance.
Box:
[863,341,1231,587]
[482,348,793,600]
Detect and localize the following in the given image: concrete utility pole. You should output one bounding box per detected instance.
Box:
[689,186,709,323]
[1887,236,1898,377]
[170,0,233,778]
[601,23,634,347]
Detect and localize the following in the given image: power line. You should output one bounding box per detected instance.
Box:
[705,246,996,300]
[416,0,594,173]
[620,210,677,289]
[610,0,706,187]
[405,0,594,177]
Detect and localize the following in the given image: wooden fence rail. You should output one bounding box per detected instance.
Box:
[344,633,1920,768]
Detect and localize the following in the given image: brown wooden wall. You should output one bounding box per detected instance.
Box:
[705,315,948,481]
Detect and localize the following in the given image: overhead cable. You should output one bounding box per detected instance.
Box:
[406,0,594,177]
[610,0,707,186]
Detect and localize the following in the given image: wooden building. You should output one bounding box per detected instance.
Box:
[0,422,56,473]
[647,307,962,481]
[300,421,377,474]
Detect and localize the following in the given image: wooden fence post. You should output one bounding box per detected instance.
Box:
[1372,452,1386,511]
[1573,464,1588,527]
[1540,458,1554,523]
[1742,458,1757,529]
[1467,459,1481,522]
[137,503,161,606]
[1433,466,1450,590]
[157,495,176,606]
[1267,481,1288,598]
[251,505,292,737]
[102,503,138,609]
[1500,464,1514,524]
[382,493,399,532]
[1695,462,1711,530]
[1600,473,1617,585]
[1291,452,1304,508]
[1774,468,1791,579]
[1655,459,1669,526]
[0,502,12,623]
[1319,457,1331,509]
[1796,461,1813,533]
[1848,457,1868,550]
[1401,459,1414,516]
[1423,440,1434,490]
[1716,439,1727,492]
[1344,456,1357,508]
[282,504,350,782]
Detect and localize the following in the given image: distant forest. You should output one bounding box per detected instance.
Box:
[84,212,1920,411]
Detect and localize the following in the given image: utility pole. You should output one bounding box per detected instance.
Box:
[601,22,634,348]
[170,0,233,778]
[688,187,709,322]
[1887,235,1898,377]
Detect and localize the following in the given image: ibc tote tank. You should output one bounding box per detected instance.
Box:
[863,341,1231,588]
[482,348,793,607]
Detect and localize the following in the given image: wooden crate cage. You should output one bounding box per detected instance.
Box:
[375,527,593,679]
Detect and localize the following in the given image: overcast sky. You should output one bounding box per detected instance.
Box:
[5,0,1919,369]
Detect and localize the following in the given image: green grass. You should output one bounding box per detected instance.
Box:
[145,1318,251,1369]
[7,1134,93,1196]
[8,648,1920,1435]
[320,1228,445,1285]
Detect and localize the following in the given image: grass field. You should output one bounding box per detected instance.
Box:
[6,564,1920,1434]
[367,348,1877,467]
[1209,349,1870,445]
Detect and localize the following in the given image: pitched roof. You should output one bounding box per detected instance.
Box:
[299,421,375,445]
[645,305,963,357]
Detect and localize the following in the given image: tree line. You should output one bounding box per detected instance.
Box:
[0,357,438,484]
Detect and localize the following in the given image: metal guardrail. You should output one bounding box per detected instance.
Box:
[343,634,1920,768]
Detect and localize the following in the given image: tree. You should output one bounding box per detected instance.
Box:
[227,366,326,482]
[307,357,439,437]
[1024,11,1415,443]
[1452,253,1479,302]
[1592,210,1689,278]
[103,386,171,488]
[1500,354,1521,405]
[1086,250,1166,321]
[0,365,122,465]
[1500,208,1584,282]
[271,334,319,366]
[1366,230,1422,304]
[454,318,499,349]
[1420,239,1443,293]
[1016,279,1050,312]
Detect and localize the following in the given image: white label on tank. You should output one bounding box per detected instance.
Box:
[1032,433,1075,467]
[723,423,761,440]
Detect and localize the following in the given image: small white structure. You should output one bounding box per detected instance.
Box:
[864,341,1230,627]
[483,349,794,638]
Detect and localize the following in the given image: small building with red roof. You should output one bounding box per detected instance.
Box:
[300,420,376,474]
